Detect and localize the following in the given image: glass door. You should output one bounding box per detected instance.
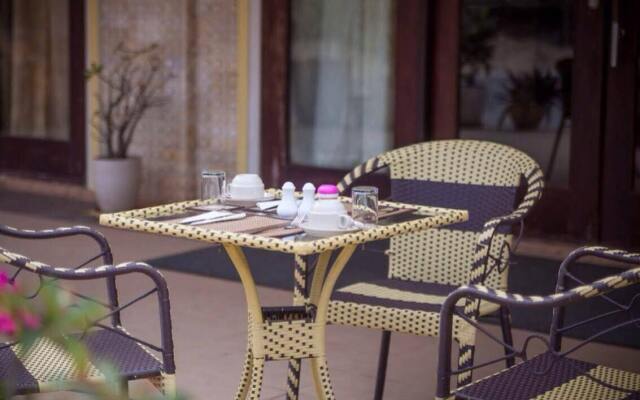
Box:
[458,1,574,188]
[0,0,85,182]
[288,0,394,171]
[601,0,640,247]
[429,0,608,240]
[261,0,428,191]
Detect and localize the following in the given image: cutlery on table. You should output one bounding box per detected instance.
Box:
[182,212,247,226]
[180,210,232,224]
[286,210,307,229]
[256,200,281,211]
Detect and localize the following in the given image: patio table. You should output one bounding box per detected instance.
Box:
[99,195,467,400]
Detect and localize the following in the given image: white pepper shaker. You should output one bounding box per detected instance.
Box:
[297,182,316,220]
[277,181,298,219]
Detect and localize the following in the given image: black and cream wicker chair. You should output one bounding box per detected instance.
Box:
[437,246,640,399]
[0,224,176,397]
[327,140,544,397]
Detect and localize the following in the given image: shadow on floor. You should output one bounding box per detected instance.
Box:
[148,245,640,350]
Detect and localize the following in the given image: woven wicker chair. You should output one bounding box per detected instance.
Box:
[437,246,640,399]
[0,224,176,397]
[327,140,544,397]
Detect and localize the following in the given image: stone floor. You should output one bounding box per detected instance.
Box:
[2,203,640,399]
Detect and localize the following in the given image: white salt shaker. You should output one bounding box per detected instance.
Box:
[297,182,316,220]
[277,181,298,219]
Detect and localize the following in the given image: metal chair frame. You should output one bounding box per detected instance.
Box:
[0,224,176,397]
[437,246,640,399]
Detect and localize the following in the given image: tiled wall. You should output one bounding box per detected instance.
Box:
[99,0,238,204]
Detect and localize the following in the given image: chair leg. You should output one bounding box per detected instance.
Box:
[235,347,254,400]
[286,359,302,400]
[499,306,516,368]
[456,343,476,386]
[119,379,129,399]
[149,373,176,397]
[373,331,391,400]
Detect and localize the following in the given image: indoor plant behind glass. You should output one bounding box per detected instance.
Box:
[87,43,173,212]
[497,68,560,131]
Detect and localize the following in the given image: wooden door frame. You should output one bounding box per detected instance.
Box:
[0,0,86,183]
[428,0,607,241]
[260,0,429,190]
[600,0,640,247]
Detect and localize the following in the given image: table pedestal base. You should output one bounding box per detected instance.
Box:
[223,244,356,400]
[235,306,334,400]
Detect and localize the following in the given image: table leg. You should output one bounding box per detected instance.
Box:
[286,254,311,400]
[309,251,333,306]
[235,345,253,400]
[310,245,357,400]
[248,358,266,400]
[223,244,265,400]
[224,244,357,400]
[286,252,333,399]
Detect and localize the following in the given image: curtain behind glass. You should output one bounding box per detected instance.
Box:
[0,0,69,140]
[289,0,394,169]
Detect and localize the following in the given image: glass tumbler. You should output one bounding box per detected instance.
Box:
[351,186,379,226]
[200,170,226,202]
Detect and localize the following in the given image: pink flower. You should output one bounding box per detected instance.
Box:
[0,272,9,289]
[0,313,16,336]
[21,311,41,330]
[0,272,16,292]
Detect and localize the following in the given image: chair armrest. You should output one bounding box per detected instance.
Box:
[470,167,544,285]
[482,166,545,233]
[0,224,113,263]
[0,244,165,290]
[448,266,640,313]
[0,245,175,373]
[557,246,640,283]
[337,154,388,194]
[459,247,640,314]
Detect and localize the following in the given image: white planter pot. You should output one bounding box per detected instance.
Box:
[93,157,141,212]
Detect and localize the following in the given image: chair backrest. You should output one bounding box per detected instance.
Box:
[339,140,542,288]
[550,247,640,351]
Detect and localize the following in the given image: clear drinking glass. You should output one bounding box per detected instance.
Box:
[351,186,378,226]
[200,170,226,202]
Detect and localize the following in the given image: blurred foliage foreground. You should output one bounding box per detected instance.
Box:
[0,272,183,400]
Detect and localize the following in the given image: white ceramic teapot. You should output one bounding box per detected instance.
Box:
[306,184,352,230]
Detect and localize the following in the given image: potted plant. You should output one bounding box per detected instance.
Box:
[498,68,560,131]
[87,43,173,212]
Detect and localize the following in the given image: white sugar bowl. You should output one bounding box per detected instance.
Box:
[228,174,265,200]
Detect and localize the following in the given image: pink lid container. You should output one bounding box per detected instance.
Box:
[318,184,338,197]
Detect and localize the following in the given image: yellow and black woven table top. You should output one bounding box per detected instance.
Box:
[99,196,468,255]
